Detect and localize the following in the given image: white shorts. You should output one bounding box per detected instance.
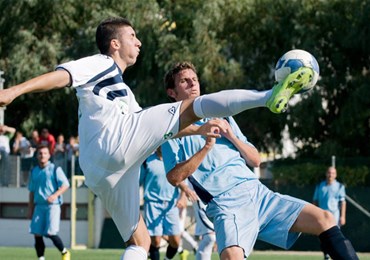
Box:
[80,102,182,242]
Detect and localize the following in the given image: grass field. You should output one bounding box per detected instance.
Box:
[1,247,370,260]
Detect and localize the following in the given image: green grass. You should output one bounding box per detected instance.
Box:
[0,247,369,259]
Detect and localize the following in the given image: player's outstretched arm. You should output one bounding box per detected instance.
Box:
[0,70,70,107]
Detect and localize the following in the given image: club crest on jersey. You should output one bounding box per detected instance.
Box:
[163,132,173,140]
[168,106,176,115]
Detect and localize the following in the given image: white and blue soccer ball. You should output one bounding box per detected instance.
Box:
[275,49,320,93]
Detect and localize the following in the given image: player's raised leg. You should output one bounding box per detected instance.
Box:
[177,68,313,131]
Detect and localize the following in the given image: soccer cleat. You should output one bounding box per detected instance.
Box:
[61,250,70,260]
[180,249,189,260]
[266,67,314,113]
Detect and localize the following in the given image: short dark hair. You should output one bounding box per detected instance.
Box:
[37,144,50,153]
[164,61,197,102]
[96,17,133,55]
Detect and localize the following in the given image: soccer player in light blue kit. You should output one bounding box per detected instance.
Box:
[140,146,184,260]
[0,17,314,260]
[28,145,70,260]
[162,62,358,260]
[313,166,347,260]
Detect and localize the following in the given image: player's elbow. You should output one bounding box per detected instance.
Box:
[166,173,180,187]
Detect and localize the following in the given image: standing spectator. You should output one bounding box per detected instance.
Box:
[39,128,56,156]
[313,166,347,260]
[30,130,40,149]
[30,129,40,168]
[54,134,66,171]
[140,146,184,260]
[12,131,35,186]
[65,136,79,179]
[0,124,16,154]
[0,124,16,186]
[28,145,70,260]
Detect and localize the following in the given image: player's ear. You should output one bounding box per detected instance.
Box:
[166,88,177,100]
[111,39,120,50]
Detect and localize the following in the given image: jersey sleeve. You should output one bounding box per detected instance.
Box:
[338,183,346,201]
[56,55,114,87]
[28,169,35,192]
[228,116,254,147]
[56,166,70,188]
[313,184,319,201]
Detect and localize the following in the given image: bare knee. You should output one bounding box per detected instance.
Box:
[220,246,244,260]
[320,210,336,231]
[291,204,336,235]
[310,209,336,235]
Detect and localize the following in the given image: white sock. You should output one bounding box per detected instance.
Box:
[182,230,198,250]
[120,245,147,260]
[196,233,216,260]
[38,257,45,260]
[193,89,271,118]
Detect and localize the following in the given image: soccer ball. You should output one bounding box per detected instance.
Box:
[275,49,320,93]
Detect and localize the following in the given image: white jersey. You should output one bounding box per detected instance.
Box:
[56,54,181,241]
[56,54,142,185]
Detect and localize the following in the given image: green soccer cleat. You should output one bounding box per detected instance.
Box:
[266,67,314,113]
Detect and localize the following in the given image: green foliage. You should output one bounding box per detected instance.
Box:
[272,160,370,187]
[0,0,369,158]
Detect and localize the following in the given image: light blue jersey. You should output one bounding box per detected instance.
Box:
[313,180,345,223]
[28,162,70,205]
[163,116,307,257]
[140,152,179,202]
[162,117,257,201]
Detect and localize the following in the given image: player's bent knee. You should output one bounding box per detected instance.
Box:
[320,210,336,230]
[220,246,244,260]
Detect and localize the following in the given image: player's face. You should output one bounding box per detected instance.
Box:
[115,26,141,67]
[37,147,51,167]
[170,69,200,101]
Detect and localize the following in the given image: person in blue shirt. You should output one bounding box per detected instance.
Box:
[162,61,358,260]
[28,145,70,260]
[313,166,347,259]
[140,146,185,260]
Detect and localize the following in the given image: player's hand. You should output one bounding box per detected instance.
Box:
[184,188,198,203]
[176,195,188,209]
[198,118,228,138]
[204,136,216,150]
[0,88,16,107]
[47,194,58,204]
[220,119,236,141]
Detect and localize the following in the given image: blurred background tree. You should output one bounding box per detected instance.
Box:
[0,0,369,159]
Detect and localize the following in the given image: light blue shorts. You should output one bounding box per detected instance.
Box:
[29,204,61,236]
[206,179,307,257]
[144,200,181,236]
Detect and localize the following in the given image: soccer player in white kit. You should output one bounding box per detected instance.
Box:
[0,17,315,259]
